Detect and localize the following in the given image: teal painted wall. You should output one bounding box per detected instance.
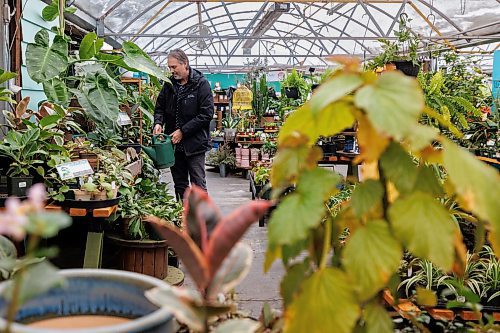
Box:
[21,0,57,110]
[493,50,499,112]
[204,73,281,92]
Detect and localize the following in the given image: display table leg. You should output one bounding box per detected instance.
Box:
[83,231,103,268]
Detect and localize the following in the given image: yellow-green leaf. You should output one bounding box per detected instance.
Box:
[389,192,456,270]
[416,287,437,307]
[285,268,360,333]
[278,105,317,145]
[413,165,444,197]
[311,73,363,115]
[354,71,424,140]
[355,113,390,163]
[271,143,322,191]
[380,142,418,194]
[280,261,310,306]
[343,220,402,300]
[316,101,356,139]
[269,168,340,247]
[351,180,384,218]
[442,139,500,253]
[364,302,393,333]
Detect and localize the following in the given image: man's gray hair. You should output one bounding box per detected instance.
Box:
[168,49,189,66]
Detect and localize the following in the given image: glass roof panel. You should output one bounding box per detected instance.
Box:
[73,0,500,69]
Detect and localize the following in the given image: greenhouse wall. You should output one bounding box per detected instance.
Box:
[204,73,281,92]
[494,50,500,113]
[20,0,57,110]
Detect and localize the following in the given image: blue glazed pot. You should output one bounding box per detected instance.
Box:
[0,269,174,333]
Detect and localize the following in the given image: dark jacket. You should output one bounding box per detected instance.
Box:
[153,68,214,156]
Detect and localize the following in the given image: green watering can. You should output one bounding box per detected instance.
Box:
[142,135,175,169]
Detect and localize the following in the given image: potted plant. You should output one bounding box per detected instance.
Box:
[216,145,236,177]
[0,184,175,333]
[281,69,309,99]
[262,140,277,160]
[0,128,47,197]
[366,15,421,76]
[252,166,271,200]
[222,116,240,140]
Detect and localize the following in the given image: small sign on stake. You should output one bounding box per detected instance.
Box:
[117,112,132,126]
[56,160,94,180]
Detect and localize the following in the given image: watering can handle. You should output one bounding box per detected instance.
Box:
[152,134,169,144]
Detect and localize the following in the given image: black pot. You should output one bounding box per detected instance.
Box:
[311,83,320,91]
[7,176,33,197]
[168,253,179,268]
[117,143,142,154]
[284,87,299,99]
[393,60,421,77]
[0,176,7,196]
[219,163,228,177]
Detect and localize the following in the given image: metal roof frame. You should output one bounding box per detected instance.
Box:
[69,0,500,70]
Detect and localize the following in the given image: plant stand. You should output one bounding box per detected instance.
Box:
[106,235,170,280]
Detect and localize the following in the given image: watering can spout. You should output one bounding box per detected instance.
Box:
[142,135,175,169]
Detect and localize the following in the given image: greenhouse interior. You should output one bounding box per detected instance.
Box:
[0,0,499,332]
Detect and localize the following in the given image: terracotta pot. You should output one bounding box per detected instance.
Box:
[0,269,175,332]
[73,189,92,201]
[92,190,108,201]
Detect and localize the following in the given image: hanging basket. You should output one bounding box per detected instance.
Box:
[393,60,421,77]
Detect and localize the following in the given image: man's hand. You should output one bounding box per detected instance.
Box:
[171,129,183,144]
[153,124,163,135]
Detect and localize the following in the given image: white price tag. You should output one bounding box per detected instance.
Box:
[117,112,132,126]
[486,140,495,147]
[56,160,94,180]
[463,134,473,140]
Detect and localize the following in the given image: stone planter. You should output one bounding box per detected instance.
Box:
[0,269,174,333]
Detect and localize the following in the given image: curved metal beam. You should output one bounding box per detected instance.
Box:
[141,7,373,55]
[99,0,127,20]
[414,0,463,33]
[119,2,191,33]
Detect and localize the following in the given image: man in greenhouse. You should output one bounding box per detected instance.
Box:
[153,49,214,200]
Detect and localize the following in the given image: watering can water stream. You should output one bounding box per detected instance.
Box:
[142,135,175,169]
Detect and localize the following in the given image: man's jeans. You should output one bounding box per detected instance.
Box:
[170,150,207,200]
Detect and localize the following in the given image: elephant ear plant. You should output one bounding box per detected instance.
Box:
[25,0,170,128]
[266,56,500,333]
[144,186,271,333]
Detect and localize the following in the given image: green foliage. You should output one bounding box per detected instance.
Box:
[26,30,68,84]
[282,69,310,100]
[267,57,500,332]
[0,69,17,104]
[251,74,269,122]
[366,16,420,70]
[206,145,236,167]
[252,166,270,186]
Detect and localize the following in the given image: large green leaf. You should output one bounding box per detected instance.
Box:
[271,142,322,190]
[278,105,318,145]
[285,268,360,333]
[0,236,17,260]
[87,77,120,126]
[95,52,138,72]
[122,41,170,82]
[38,114,62,129]
[342,220,402,300]
[0,69,17,84]
[442,140,500,252]
[364,302,393,333]
[389,192,456,270]
[24,211,71,238]
[26,31,68,83]
[269,168,340,247]
[41,1,58,21]
[42,78,69,105]
[79,32,103,60]
[315,101,356,139]
[354,71,424,140]
[413,165,444,197]
[311,73,363,115]
[351,179,384,218]
[380,142,418,194]
[20,128,40,148]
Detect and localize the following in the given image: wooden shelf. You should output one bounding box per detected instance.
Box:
[336,150,359,157]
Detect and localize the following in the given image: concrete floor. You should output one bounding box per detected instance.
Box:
[162,168,284,318]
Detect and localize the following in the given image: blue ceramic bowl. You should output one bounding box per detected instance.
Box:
[0,269,174,333]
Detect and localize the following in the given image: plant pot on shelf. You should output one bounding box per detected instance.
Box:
[241,148,250,158]
[224,128,236,140]
[7,176,33,197]
[106,235,170,280]
[117,143,142,154]
[393,60,421,77]
[73,189,92,201]
[284,87,299,99]
[219,164,228,177]
[0,269,175,333]
[93,190,108,201]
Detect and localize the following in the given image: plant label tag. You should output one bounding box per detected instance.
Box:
[19,182,27,188]
[463,134,473,140]
[56,160,94,180]
[486,140,495,146]
[117,112,132,126]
